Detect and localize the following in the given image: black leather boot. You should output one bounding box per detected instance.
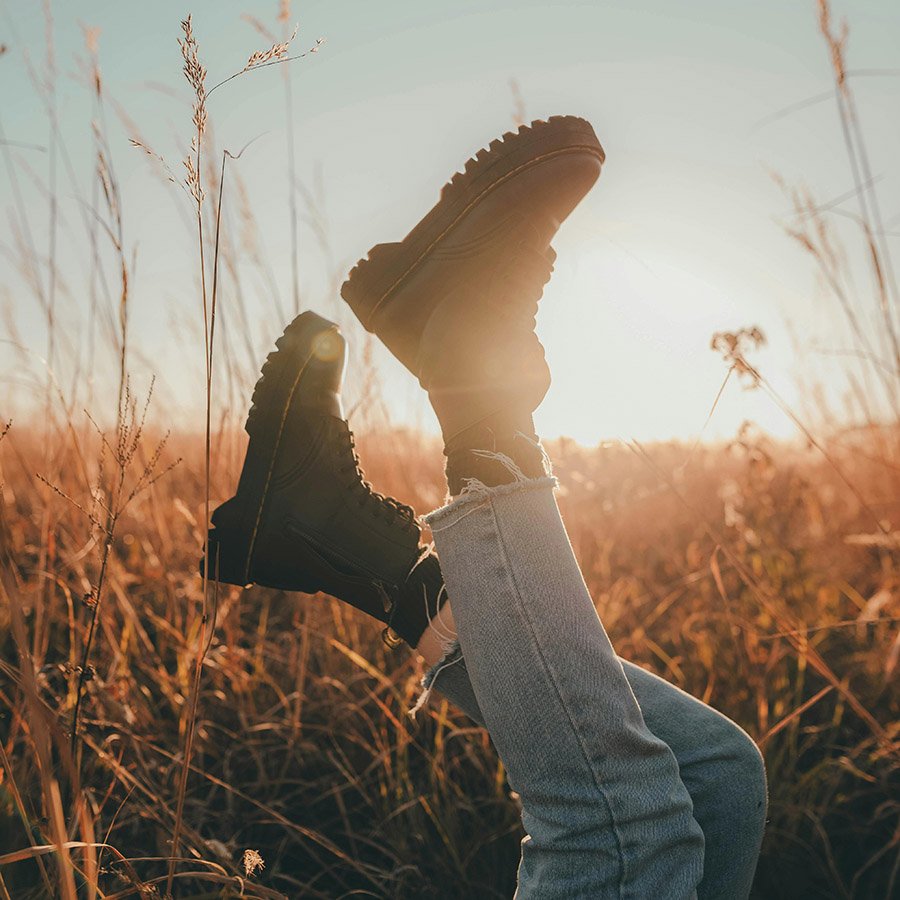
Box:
[201,311,446,649]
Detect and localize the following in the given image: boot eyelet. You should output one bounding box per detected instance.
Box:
[381,626,404,649]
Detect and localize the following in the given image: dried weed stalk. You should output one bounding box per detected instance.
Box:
[157,12,323,892]
[46,379,177,760]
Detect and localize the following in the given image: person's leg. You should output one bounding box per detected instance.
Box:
[423,474,705,899]
[339,116,707,896]
[422,634,767,900]
[617,663,767,900]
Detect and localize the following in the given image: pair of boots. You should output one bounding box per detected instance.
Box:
[203,115,604,651]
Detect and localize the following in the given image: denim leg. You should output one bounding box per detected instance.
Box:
[427,656,766,900]
[621,664,767,900]
[423,478,705,899]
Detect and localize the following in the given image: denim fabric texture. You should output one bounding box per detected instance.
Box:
[426,649,766,900]
[422,476,766,899]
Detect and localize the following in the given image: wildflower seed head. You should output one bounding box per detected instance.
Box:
[178,15,207,138]
[183,153,203,205]
[711,327,766,387]
[242,23,298,73]
[242,849,265,877]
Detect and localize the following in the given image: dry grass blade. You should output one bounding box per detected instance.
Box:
[759,685,836,747]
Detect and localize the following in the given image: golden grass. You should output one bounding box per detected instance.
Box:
[1,2,899,897]
[1,425,899,897]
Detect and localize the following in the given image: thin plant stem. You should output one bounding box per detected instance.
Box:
[166,134,231,898]
[284,16,301,316]
[166,116,209,892]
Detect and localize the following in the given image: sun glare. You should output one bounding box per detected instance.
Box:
[536,228,798,445]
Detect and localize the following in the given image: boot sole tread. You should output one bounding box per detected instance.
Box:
[341,115,604,328]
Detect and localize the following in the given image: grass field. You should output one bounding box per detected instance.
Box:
[1,1,899,897]
[2,424,898,897]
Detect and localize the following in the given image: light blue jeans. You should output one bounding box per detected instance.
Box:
[419,476,767,899]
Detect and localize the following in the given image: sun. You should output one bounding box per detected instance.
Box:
[535,226,796,444]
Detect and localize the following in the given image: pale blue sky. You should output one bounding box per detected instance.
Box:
[2,1,898,443]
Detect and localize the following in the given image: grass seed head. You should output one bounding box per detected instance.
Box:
[242,848,265,877]
[242,23,298,72]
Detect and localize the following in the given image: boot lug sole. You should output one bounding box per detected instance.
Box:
[341,115,604,329]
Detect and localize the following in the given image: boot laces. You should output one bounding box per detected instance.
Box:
[330,420,417,531]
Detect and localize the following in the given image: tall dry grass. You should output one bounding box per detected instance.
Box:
[0,1,898,898]
[1,427,897,897]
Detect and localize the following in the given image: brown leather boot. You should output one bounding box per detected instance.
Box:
[340,115,603,444]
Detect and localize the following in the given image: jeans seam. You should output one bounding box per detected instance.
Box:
[487,495,628,898]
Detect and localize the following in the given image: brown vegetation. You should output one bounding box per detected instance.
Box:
[1,1,898,897]
[1,425,898,897]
